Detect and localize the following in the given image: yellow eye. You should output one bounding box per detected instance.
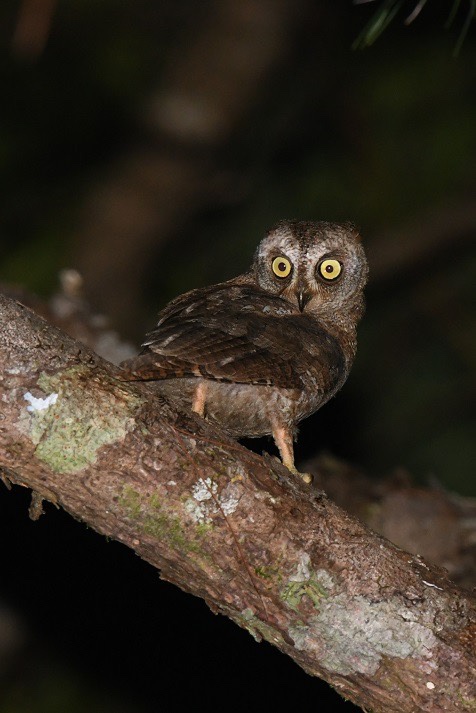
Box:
[272,256,292,278]
[319,259,342,281]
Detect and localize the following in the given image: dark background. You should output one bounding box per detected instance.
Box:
[1,1,475,711]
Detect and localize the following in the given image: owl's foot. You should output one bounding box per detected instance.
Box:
[272,424,313,484]
[287,464,313,484]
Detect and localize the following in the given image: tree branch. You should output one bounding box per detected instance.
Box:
[0,293,474,712]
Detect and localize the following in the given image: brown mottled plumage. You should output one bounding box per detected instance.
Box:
[121,220,368,482]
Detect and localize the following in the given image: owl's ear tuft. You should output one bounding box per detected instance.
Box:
[343,222,362,241]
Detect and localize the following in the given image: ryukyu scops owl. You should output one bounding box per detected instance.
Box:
[121,220,368,482]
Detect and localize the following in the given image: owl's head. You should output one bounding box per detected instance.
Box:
[251,220,368,320]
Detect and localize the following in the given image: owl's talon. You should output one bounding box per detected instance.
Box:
[272,424,313,484]
[286,464,313,484]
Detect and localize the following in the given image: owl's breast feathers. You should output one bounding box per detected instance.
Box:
[121,284,348,397]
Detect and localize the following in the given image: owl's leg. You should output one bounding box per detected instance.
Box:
[272,424,312,484]
[192,381,207,418]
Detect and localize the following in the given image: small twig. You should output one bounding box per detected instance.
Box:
[28,491,45,521]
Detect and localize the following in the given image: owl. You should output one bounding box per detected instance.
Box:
[121,220,368,482]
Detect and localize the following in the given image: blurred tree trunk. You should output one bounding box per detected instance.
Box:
[71,0,312,334]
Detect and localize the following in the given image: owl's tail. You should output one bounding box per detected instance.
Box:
[119,351,198,382]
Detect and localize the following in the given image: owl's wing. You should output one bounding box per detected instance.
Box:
[121,284,319,389]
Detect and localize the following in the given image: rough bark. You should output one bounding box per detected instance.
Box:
[306,454,476,593]
[0,292,475,712]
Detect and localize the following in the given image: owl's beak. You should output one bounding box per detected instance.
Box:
[297,289,312,312]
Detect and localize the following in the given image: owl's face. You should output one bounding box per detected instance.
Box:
[251,220,368,318]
